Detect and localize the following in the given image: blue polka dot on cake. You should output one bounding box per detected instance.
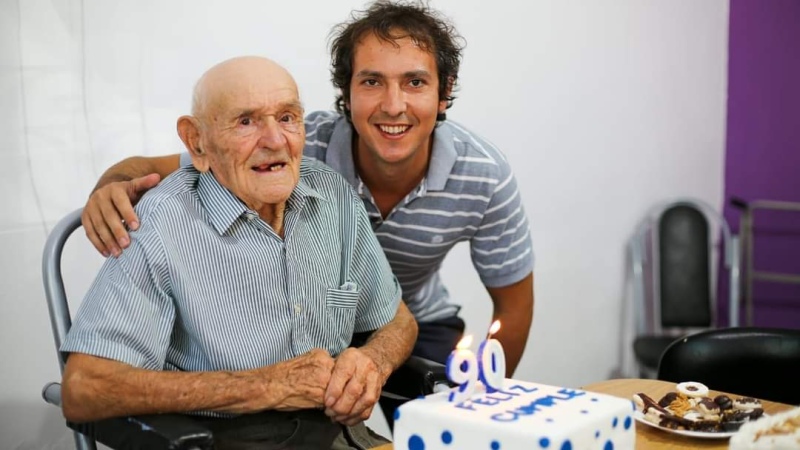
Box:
[441,430,452,444]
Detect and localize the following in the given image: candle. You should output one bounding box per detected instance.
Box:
[446,335,478,403]
[478,320,506,393]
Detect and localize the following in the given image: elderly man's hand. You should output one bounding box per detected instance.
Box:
[268,348,336,411]
[82,174,161,257]
[323,347,387,426]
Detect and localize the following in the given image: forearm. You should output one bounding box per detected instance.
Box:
[358,301,418,384]
[487,272,534,376]
[93,155,181,192]
[61,352,322,422]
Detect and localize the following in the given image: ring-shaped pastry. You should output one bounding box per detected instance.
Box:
[676,381,709,398]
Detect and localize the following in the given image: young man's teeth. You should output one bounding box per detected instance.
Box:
[380,125,407,135]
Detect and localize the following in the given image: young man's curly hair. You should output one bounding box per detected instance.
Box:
[329,0,466,121]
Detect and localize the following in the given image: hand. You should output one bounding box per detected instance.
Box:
[82,173,160,257]
[269,348,336,411]
[324,347,384,426]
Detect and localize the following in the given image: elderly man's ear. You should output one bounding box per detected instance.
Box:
[177,115,210,172]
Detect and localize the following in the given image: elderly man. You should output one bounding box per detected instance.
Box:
[61,56,417,450]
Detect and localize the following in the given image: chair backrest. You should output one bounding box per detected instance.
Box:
[658,205,711,327]
[41,208,97,450]
[42,208,85,371]
[630,199,740,336]
[657,327,800,405]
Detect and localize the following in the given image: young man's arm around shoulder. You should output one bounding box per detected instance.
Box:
[82,154,181,257]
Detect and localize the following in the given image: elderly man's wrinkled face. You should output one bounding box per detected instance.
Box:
[189,58,304,219]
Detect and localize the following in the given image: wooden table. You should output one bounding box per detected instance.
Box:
[372,378,793,450]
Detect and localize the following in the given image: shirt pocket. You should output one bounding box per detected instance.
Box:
[325,282,359,353]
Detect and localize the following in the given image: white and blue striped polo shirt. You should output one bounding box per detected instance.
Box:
[62,158,401,375]
[303,111,534,323]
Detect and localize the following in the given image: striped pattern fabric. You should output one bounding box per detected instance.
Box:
[62,159,401,379]
[303,111,534,323]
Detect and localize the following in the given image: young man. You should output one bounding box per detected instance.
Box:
[62,56,416,449]
[82,1,534,376]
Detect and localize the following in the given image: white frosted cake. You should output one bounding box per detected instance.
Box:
[393,379,636,450]
[729,407,800,450]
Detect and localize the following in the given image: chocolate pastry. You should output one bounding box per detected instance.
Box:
[748,408,764,420]
[724,410,751,422]
[714,395,733,410]
[721,419,746,432]
[658,392,679,408]
[658,417,682,429]
[733,396,762,411]
[634,392,670,415]
[689,420,720,433]
[697,398,721,417]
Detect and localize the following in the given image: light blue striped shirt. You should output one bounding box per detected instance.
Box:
[62,158,401,376]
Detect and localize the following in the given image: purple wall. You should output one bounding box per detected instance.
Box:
[719,0,800,328]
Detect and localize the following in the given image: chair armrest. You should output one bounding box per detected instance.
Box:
[382,355,452,400]
[43,382,212,450]
[68,414,214,450]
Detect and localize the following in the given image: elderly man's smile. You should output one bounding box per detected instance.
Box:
[252,161,288,173]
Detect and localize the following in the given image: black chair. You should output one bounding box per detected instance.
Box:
[657,327,800,405]
[629,199,740,378]
[42,208,448,449]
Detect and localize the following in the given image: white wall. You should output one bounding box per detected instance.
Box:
[0,0,729,447]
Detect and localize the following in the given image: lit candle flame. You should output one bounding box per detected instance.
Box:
[456,335,473,349]
[487,320,501,338]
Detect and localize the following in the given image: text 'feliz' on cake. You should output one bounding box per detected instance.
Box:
[392,379,636,450]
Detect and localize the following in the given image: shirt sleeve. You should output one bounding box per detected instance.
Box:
[346,192,402,333]
[60,221,175,370]
[470,163,535,288]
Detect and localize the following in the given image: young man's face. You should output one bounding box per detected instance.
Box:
[348,32,448,168]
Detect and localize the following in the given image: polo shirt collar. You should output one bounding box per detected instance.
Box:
[324,119,359,188]
[426,122,457,191]
[324,118,458,192]
[197,168,324,236]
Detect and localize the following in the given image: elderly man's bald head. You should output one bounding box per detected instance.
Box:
[177,55,305,231]
[191,56,298,121]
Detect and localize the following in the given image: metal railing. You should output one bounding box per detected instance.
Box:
[731,198,800,326]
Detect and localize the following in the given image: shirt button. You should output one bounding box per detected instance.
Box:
[294,304,302,315]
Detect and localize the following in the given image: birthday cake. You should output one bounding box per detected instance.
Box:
[393,380,636,450]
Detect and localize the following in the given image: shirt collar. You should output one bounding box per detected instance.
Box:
[324,117,458,192]
[323,119,360,189]
[196,165,324,236]
[426,122,457,191]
